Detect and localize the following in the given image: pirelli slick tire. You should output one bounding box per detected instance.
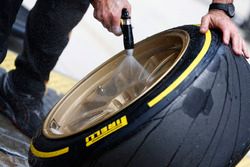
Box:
[29,25,250,167]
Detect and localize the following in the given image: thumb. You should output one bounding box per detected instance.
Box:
[200,15,210,33]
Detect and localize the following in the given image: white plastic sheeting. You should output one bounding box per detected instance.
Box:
[0,114,29,166]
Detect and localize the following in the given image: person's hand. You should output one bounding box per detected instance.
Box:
[200,10,249,59]
[91,0,131,36]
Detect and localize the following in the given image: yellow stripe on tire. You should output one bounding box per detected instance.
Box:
[147,30,212,107]
[30,143,69,158]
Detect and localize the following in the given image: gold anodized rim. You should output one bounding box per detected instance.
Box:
[43,29,190,139]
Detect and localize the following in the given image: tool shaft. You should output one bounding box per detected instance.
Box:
[121,9,134,50]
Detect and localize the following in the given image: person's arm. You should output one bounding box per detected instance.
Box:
[200,0,249,58]
[91,0,131,36]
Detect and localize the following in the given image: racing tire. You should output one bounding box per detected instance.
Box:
[8,5,29,53]
[29,25,250,167]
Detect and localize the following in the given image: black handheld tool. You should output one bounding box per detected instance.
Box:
[121,8,134,50]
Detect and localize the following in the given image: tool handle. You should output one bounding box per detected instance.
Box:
[121,8,134,50]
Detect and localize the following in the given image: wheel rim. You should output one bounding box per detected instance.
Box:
[43,29,190,139]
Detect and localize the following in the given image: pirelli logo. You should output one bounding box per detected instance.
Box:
[85,116,128,147]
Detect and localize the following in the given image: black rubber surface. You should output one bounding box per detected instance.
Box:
[12,5,28,39]
[8,5,28,53]
[29,25,250,167]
